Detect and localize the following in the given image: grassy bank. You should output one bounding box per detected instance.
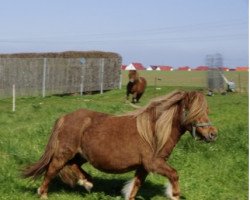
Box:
[0,86,248,199]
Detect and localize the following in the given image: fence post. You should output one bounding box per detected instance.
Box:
[238,72,242,93]
[79,58,86,96]
[12,84,15,112]
[100,58,104,94]
[119,73,122,89]
[42,58,47,97]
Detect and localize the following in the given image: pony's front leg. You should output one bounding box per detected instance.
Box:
[126,81,133,101]
[132,93,137,103]
[126,91,130,100]
[122,167,148,200]
[150,159,180,200]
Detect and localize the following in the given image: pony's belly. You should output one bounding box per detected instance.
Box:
[89,159,139,174]
[85,149,140,173]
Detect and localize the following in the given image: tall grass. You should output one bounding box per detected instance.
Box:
[0,86,248,200]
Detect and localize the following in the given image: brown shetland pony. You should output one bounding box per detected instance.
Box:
[22,90,217,200]
[126,70,147,103]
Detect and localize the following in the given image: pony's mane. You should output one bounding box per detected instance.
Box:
[182,91,208,125]
[125,90,208,154]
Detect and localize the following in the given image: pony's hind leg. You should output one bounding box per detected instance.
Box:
[38,153,74,199]
[122,167,148,200]
[72,163,93,192]
[59,161,93,192]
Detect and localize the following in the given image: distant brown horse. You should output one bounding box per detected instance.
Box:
[126,70,147,103]
[22,90,217,200]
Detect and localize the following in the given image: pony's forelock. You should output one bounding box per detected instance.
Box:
[183,92,208,125]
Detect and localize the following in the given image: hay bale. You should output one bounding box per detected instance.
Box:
[0,51,122,98]
[0,51,121,59]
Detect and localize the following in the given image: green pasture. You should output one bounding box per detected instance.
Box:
[0,84,248,199]
[121,70,248,92]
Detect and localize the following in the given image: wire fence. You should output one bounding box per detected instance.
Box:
[0,57,121,99]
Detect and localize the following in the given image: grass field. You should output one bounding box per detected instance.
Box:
[0,85,248,200]
[121,70,249,92]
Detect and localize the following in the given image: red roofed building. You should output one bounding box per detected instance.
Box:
[236,66,248,71]
[124,63,145,70]
[195,66,209,71]
[121,64,127,70]
[218,67,229,71]
[178,66,191,71]
[146,65,157,70]
[156,65,173,71]
[146,65,173,71]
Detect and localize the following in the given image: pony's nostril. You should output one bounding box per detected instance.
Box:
[209,132,217,140]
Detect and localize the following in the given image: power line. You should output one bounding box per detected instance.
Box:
[0,19,247,42]
[0,33,247,45]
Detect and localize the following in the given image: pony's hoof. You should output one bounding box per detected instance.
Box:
[78,179,93,192]
[40,194,48,200]
[84,182,93,192]
[37,187,48,199]
[165,183,180,200]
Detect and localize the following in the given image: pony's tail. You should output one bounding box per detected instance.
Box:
[22,117,64,179]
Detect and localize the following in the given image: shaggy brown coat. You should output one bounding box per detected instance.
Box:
[22,90,217,200]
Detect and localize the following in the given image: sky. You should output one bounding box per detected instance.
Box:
[0,0,248,68]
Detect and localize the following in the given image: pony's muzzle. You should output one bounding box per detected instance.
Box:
[195,125,218,142]
[206,127,218,142]
[208,131,217,141]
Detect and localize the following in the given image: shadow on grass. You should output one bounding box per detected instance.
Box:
[20,176,164,199]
